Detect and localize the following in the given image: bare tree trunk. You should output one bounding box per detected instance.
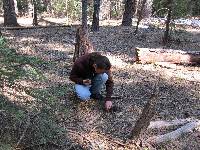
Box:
[163,0,173,45]
[82,0,88,34]
[99,0,111,20]
[66,0,69,25]
[73,0,94,62]
[3,0,19,27]
[122,0,135,26]
[143,0,153,18]
[129,93,158,140]
[134,0,147,34]
[33,0,38,26]
[92,0,100,31]
[14,0,18,15]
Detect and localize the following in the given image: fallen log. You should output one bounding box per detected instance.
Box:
[147,120,200,144]
[0,25,73,30]
[135,48,200,64]
[148,118,194,129]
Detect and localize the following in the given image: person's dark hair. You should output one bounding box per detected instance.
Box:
[90,52,111,70]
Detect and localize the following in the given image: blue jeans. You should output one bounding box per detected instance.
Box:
[74,73,108,101]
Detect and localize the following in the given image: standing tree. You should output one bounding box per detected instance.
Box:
[33,0,38,26]
[73,0,94,62]
[82,0,88,33]
[3,0,19,26]
[122,0,136,26]
[134,0,147,34]
[92,0,100,31]
[99,0,111,20]
[163,0,173,45]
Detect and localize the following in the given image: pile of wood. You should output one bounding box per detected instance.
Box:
[135,47,200,65]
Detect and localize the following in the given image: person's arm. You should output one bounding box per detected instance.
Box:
[105,70,114,101]
[69,64,84,85]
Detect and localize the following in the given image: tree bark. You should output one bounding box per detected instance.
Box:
[143,0,153,18]
[135,48,200,65]
[134,0,147,34]
[99,0,111,20]
[92,0,100,31]
[82,0,88,34]
[33,0,38,26]
[73,0,94,62]
[122,0,135,26]
[3,0,19,27]
[129,93,157,140]
[147,120,200,144]
[73,28,94,62]
[14,0,18,15]
[163,0,173,45]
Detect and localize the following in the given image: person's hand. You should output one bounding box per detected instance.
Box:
[105,100,112,111]
[83,79,91,86]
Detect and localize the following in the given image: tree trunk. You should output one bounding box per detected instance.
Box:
[129,93,158,140]
[14,0,18,15]
[143,0,153,18]
[99,0,111,20]
[66,0,69,25]
[82,0,88,34]
[122,0,135,26]
[73,0,94,62]
[33,0,38,26]
[135,47,200,65]
[163,0,173,45]
[3,0,19,27]
[92,0,100,31]
[73,28,94,62]
[134,0,147,34]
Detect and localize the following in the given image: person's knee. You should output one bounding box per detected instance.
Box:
[75,84,91,100]
[78,93,91,100]
[94,73,108,83]
[101,73,108,83]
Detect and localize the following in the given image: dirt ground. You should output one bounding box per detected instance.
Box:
[1,23,200,150]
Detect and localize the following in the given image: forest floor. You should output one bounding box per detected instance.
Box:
[0,23,200,150]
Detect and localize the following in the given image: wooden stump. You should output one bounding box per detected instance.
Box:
[129,93,158,140]
[73,27,94,62]
[135,47,200,64]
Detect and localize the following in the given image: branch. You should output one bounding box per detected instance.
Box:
[148,118,194,129]
[147,120,200,144]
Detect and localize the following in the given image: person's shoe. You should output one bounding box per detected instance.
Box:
[90,93,104,101]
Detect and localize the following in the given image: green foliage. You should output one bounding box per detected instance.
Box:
[0,37,48,84]
[0,144,12,150]
[17,0,28,13]
[52,0,66,13]
[153,0,200,18]
[0,36,68,148]
[172,0,188,18]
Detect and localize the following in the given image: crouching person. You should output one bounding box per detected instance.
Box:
[69,52,114,111]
